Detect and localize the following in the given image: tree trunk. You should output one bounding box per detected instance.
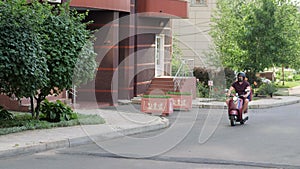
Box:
[30,96,35,117]
[34,94,45,119]
[282,64,285,86]
[35,99,41,119]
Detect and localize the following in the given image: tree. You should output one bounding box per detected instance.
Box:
[33,2,93,118]
[210,0,300,82]
[71,38,97,104]
[0,0,95,118]
[171,36,184,76]
[0,0,48,111]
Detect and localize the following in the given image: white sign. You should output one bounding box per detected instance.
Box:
[208,80,213,86]
[48,0,62,3]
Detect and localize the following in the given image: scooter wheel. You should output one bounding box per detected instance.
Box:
[230,116,236,126]
[240,120,244,125]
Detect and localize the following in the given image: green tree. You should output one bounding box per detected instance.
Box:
[71,38,97,104]
[0,0,48,104]
[210,0,300,81]
[0,0,95,118]
[72,39,97,87]
[171,36,183,76]
[33,2,93,118]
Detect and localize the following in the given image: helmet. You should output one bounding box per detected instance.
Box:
[237,72,246,81]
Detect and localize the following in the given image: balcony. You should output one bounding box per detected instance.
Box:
[137,0,188,18]
[70,0,131,12]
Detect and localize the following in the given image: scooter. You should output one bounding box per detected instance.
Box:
[227,91,249,126]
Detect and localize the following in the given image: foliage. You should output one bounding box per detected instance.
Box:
[275,81,300,88]
[193,67,209,86]
[256,83,278,97]
[210,0,300,74]
[0,113,105,135]
[0,0,96,118]
[72,39,97,86]
[0,106,14,120]
[0,0,48,99]
[224,67,236,88]
[293,74,300,81]
[196,82,209,98]
[33,2,93,118]
[166,91,191,95]
[142,95,171,98]
[40,100,77,122]
[171,36,184,76]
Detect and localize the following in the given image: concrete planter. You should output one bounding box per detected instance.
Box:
[167,94,192,111]
[141,96,174,116]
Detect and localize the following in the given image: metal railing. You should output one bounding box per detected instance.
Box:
[173,58,194,91]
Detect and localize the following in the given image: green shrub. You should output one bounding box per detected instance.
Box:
[256,83,278,97]
[142,95,171,98]
[293,74,300,81]
[0,106,14,120]
[166,91,191,95]
[40,100,78,122]
[196,82,209,98]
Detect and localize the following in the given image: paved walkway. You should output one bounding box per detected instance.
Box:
[194,96,300,109]
[0,94,300,158]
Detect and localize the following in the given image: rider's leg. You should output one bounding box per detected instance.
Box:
[242,98,249,113]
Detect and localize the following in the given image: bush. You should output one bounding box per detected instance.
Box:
[293,74,300,81]
[193,67,209,85]
[40,100,78,122]
[224,67,235,88]
[256,83,278,97]
[0,106,14,120]
[196,82,209,98]
[142,95,171,98]
[166,91,191,95]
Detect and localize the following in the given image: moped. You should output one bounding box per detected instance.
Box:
[227,91,249,126]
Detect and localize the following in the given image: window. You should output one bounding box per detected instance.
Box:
[191,0,207,6]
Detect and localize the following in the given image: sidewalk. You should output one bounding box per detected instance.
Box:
[194,96,300,109]
[0,109,169,158]
[0,95,300,158]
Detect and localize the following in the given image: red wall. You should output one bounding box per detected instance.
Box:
[137,0,188,18]
[70,0,131,12]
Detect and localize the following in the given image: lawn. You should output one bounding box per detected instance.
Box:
[0,112,105,136]
[275,81,300,88]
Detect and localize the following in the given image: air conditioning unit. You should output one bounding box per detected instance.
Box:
[48,0,62,3]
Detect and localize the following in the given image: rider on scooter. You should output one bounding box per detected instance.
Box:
[226,72,251,113]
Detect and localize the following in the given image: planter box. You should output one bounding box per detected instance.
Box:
[167,94,192,111]
[141,97,174,116]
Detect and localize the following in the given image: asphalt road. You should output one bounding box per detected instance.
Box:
[1,103,300,169]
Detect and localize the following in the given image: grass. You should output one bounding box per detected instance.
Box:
[0,112,105,136]
[275,81,300,88]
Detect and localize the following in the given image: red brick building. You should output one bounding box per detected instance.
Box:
[70,0,188,106]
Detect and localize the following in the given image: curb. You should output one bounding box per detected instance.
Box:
[0,118,169,158]
[248,99,300,109]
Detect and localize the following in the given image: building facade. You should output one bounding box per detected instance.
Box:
[69,0,187,106]
[172,0,216,68]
